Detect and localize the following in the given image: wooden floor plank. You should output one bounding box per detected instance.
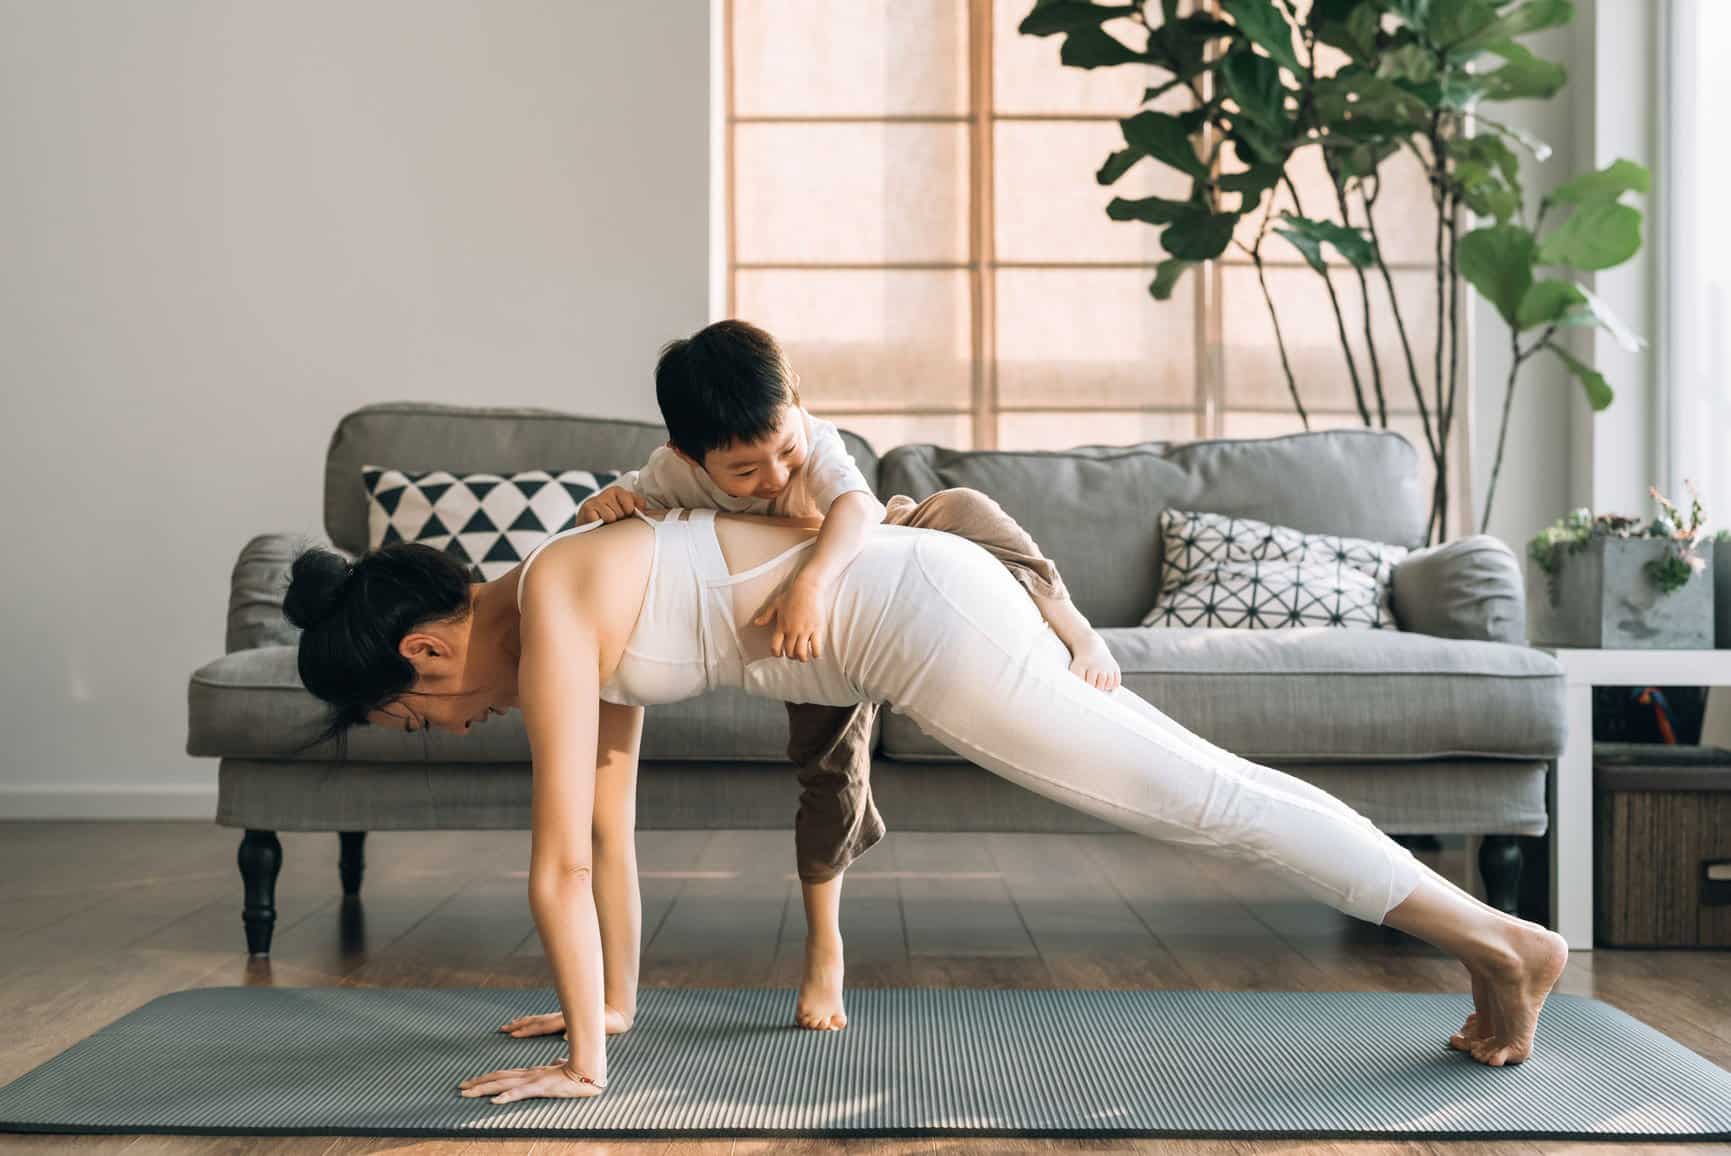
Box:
[3,822,1730,1156]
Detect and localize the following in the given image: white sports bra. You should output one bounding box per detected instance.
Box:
[514,508,818,706]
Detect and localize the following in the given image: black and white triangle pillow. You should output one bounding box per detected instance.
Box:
[361,465,621,581]
[1142,509,1408,630]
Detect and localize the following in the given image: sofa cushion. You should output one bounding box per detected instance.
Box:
[1392,534,1526,644]
[879,626,1565,763]
[186,646,797,763]
[1143,508,1408,630]
[877,429,1426,627]
[325,403,879,554]
[361,465,621,578]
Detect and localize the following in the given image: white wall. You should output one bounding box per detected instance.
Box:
[2,3,1634,819]
[0,1,710,817]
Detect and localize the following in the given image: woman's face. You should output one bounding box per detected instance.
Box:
[362,611,516,736]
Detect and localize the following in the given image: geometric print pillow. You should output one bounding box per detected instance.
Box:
[361,465,621,581]
[1141,508,1408,630]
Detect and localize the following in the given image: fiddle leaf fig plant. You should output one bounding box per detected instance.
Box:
[1018,0,1649,543]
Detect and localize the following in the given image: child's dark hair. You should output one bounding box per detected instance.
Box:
[655,319,799,463]
[282,542,474,753]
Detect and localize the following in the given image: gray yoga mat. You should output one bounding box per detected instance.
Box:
[2,986,1729,1140]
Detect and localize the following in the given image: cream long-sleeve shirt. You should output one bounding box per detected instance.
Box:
[605,407,882,519]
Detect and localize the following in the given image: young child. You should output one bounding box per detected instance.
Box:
[579,319,1120,1031]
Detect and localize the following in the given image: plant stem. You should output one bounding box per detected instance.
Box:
[1363,180,1438,460]
[1480,330,1524,534]
[1255,253,1309,429]
[1324,154,1387,428]
[1283,173,1372,426]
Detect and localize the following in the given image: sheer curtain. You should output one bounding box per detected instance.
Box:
[1664,0,1731,520]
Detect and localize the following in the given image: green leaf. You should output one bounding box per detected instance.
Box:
[1120,110,1210,180]
[1106,195,1193,224]
[1096,147,1142,185]
[1219,162,1283,206]
[1311,0,1380,63]
[1428,0,1498,47]
[1543,159,1650,207]
[1220,48,1288,129]
[1515,279,1588,330]
[1276,213,1377,268]
[1220,0,1303,74]
[1274,225,1327,273]
[1453,0,1574,55]
[1458,223,1537,323]
[1019,1,1139,37]
[1452,133,1523,222]
[1478,39,1567,101]
[1150,258,1192,300]
[1061,25,1145,68]
[1314,74,1429,135]
[1330,137,1400,179]
[1161,209,1241,259]
[1377,43,1436,85]
[1535,200,1642,270]
[1145,13,1233,82]
[1385,0,1431,30]
[1547,342,1614,411]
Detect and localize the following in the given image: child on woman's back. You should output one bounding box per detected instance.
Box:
[577,319,1119,1031]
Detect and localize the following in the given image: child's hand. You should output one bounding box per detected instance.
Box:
[753,576,828,662]
[580,488,645,524]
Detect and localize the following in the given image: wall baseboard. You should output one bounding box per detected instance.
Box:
[0,785,217,821]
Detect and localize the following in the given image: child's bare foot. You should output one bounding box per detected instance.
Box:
[497,1006,634,1038]
[1463,920,1568,1066]
[1065,629,1121,692]
[795,933,848,1031]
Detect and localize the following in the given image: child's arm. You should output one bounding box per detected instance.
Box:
[753,489,884,662]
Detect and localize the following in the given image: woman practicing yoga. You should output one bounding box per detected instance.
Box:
[285,507,1568,1104]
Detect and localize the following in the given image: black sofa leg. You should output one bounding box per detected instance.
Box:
[1478,834,1523,916]
[339,831,367,897]
[238,829,282,956]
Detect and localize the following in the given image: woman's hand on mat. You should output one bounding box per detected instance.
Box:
[753,575,827,662]
[459,1059,606,1103]
[499,1007,633,1037]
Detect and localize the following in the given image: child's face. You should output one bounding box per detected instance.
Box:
[691,403,809,502]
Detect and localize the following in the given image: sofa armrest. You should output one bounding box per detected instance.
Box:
[1391,534,1526,644]
[226,533,354,653]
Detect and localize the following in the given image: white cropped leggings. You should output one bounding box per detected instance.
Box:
[712,521,1426,925]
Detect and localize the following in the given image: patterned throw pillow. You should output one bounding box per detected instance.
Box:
[361,465,621,580]
[1142,509,1408,630]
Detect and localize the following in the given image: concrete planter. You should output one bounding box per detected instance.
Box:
[1525,537,1715,649]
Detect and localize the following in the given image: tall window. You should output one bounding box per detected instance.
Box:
[725,0,1444,481]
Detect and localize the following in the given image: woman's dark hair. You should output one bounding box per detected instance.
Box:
[283,542,474,752]
[654,318,799,463]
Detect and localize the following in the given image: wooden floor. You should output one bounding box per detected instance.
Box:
[1,822,1728,1156]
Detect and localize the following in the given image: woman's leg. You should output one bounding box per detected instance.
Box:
[885,489,1120,689]
[849,531,1566,1066]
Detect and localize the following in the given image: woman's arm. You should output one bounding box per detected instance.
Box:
[593,700,645,1027]
[461,569,609,1103]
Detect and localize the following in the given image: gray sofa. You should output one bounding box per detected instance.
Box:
[187,402,1566,954]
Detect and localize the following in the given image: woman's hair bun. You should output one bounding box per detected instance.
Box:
[284,548,356,631]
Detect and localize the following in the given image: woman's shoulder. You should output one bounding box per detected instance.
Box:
[515,517,654,616]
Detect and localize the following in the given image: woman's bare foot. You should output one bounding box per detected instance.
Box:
[497,1006,634,1038]
[1463,921,1568,1066]
[795,933,848,1031]
[1448,968,1496,1053]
